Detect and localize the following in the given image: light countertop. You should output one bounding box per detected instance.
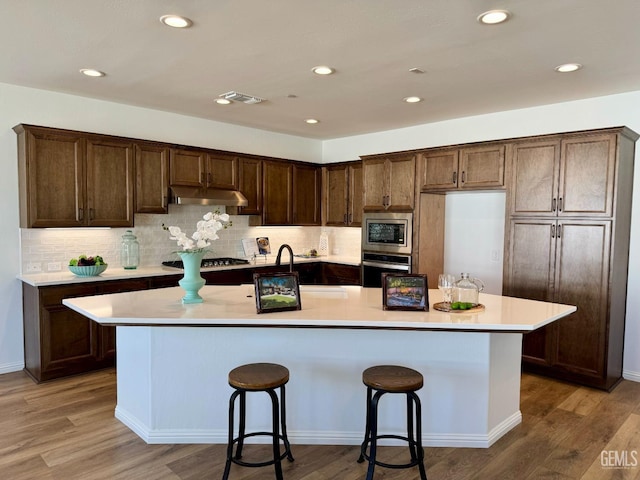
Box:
[62,285,577,332]
[18,254,361,287]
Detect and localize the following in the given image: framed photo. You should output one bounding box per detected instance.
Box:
[256,237,271,255]
[382,273,429,311]
[254,272,302,313]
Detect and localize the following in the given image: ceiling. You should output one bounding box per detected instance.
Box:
[1,0,640,140]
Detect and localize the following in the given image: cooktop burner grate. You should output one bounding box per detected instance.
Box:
[162,257,250,269]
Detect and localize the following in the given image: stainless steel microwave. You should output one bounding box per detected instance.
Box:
[361,212,413,255]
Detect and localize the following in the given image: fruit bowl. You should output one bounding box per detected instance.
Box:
[68,264,108,277]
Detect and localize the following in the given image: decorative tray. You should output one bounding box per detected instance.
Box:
[433,302,485,313]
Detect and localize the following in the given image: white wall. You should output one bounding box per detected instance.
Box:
[0,82,322,374]
[444,192,506,295]
[323,91,640,381]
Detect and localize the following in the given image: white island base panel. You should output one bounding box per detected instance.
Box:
[114,325,523,448]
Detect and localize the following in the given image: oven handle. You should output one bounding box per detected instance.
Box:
[362,261,410,271]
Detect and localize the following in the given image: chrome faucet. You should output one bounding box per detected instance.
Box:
[275,244,294,272]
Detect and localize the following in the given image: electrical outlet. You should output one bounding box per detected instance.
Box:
[490,249,500,262]
[27,262,42,273]
[47,262,62,272]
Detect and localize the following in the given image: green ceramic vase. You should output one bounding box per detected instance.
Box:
[178,251,206,304]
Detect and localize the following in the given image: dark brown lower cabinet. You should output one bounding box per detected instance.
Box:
[22,262,362,382]
[505,217,626,391]
[322,263,361,285]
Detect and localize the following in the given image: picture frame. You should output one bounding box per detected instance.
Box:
[382,273,429,311]
[256,237,271,255]
[254,272,302,313]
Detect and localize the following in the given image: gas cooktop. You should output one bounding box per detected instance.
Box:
[162,257,250,269]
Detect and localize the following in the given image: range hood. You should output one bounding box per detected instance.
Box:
[170,186,248,207]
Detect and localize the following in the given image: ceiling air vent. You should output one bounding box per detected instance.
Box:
[219,91,265,104]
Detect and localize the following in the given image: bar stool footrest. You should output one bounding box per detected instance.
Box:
[360,434,424,469]
[230,431,293,468]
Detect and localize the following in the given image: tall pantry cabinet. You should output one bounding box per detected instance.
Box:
[503,127,638,390]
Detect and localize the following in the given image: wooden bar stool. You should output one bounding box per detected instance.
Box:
[222,362,294,480]
[357,365,428,480]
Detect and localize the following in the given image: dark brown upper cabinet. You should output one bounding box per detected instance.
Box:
[15,124,134,228]
[135,142,169,214]
[361,153,415,211]
[419,143,505,192]
[324,162,362,227]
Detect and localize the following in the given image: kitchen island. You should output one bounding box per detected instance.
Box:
[63,285,576,448]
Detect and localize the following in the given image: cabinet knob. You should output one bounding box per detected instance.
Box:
[552,198,557,212]
[557,224,562,238]
[344,214,347,225]
[461,171,466,184]
[558,197,563,212]
[453,171,457,184]
[551,224,556,238]
[78,207,84,221]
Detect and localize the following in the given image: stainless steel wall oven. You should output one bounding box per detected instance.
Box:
[361,212,412,287]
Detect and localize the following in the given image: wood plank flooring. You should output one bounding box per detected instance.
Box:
[1,369,639,479]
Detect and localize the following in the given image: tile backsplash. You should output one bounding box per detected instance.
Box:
[19,205,362,273]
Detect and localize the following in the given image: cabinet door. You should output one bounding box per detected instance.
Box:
[135,143,169,214]
[459,144,505,189]
[362,158,387,211]
[324,164,349,226]
[237,157,262,215]
[170,148,206,187]
[387,155,415,210]
[263,161,292,225]
[553,220,611,379]
[420,149,458,191]
[509,140,561,216]
[206,152,237,190]
[22,128,86,227]
[86,138,134,227]
[559,134,616,217]
[504,219,557,366]
[39,284,100,380]
[293,164,321,225]
[348,163,363,226]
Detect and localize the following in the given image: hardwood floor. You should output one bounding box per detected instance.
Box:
[1,369,639,480]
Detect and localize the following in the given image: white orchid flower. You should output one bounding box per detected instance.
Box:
[167,210,231,253]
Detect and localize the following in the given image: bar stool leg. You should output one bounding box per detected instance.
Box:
[222,390,240,480]
[365,390,385,480]
[234,391,246,460]
[267,389,284,480]
[412,392,428,480]
[279,385,294,461]
[357,386,373,463]
[407,393,418,462]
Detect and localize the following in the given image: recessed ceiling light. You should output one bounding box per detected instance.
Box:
[403,96,422,103]
[305,119,319,124]
[215,98,232,105]
[159,15,193,28]
[477,10,511,25]
[555,63,583,73]
[311,66,335,75]
[79,68,105,77]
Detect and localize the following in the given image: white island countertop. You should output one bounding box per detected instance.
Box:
[63,284,576,332]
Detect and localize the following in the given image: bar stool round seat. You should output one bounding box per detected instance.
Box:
[357,365,428,480]
[222,363,294,480]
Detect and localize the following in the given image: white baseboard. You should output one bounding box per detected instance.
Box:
[623,369,640,383]
[115,405,521,448]
[0,361,24,375]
